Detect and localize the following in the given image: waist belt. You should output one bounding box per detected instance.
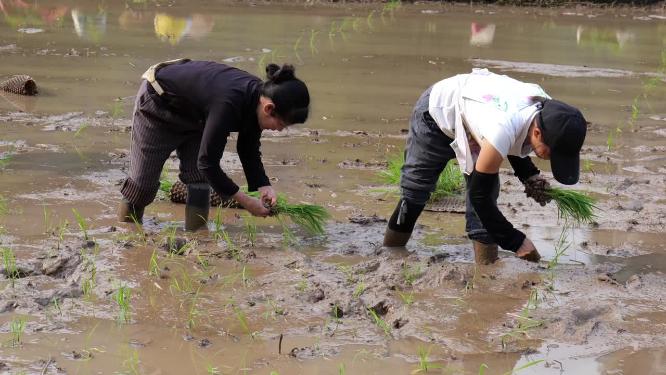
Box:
[141,58,190,95]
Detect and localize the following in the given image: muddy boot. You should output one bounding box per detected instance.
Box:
[185,183,210,231]
[383,228,413,247]
[118,199,144,224]
[473,241,498,265]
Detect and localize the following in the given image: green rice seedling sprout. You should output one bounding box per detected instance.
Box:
[110,100,124,126]
[186,290,201,330]
[397,290,414,306]
[222,230,241,261]
[243,214,257,246]
[74,122,89,138]
[353,282,366,299]
[42,205,52,234]
[55,219,69,251]
[479,364,489,375]
[114,285,132,325]
[2,247,19,288]
[233,304,252,337]
[295,279,308,292]
[52,297,62,316]
[500,288,543,349]
[72,209,90,241]
[82,260,97,301]
[367,308,390,336]
[263,298,285,321]
[158,168,174,195]
[148,249,160,277]
[339,363,346,375]
[247,191,330,236]
[545,187,598,225]
[402,263,423,286]
[122,348,140,375]
[211,207,224,241]
[309,29,319,55]
[206,365,221,375]
[337,264,356,284]
[412,346,442,374]
[503,360,544,374]
[378,153,463,200]
[8,316,26,347]
[170,271,196,296]
[0,195,7,216]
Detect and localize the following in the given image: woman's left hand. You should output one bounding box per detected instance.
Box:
[258,185,277,207]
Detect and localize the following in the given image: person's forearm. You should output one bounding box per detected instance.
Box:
[468,170,525,251]
[507,155,540,183]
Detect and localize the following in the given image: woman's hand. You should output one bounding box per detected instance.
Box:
[232,191,270,217]
[258,185,277,207]
[516,237,541,262]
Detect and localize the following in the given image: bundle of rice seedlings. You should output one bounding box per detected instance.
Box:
[247,192,330,235]
[377,152,464,200]
[545,187,598,224]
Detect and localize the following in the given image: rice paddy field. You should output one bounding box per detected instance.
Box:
[0,1,665,374]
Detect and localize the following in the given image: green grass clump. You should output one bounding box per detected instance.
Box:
[247,192,330,235]
[378,153,464,200]
[545,187,598,224]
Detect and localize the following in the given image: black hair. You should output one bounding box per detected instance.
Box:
[260,63,310,125]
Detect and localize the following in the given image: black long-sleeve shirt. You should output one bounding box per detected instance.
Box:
[155,61,270,197]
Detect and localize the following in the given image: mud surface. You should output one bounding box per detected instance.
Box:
[1,1,666,374]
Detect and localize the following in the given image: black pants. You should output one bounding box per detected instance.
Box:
[120,81,207,208]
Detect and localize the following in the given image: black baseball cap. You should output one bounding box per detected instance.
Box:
[539,100,587,185]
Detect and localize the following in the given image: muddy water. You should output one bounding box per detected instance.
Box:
[1,1,666,374]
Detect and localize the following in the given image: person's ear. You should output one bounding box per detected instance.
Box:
[264,102,275,116]
[532,122,543,141]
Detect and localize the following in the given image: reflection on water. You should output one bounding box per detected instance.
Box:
[470,22,495,47]
[71,8,106,42]
[153,13,214,45]
[576,25,636,52]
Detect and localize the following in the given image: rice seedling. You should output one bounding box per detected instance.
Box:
[0,195,7,216]
[52,297,62,316]
[186,290,201,330]
[74,122,89,138]
[211,207,224,241]
[246,191,330,236]
[243,214,257,247]
[503,360,545,374]
[82,261,97,301]
[158,168,174,195]
[367,308,391,336]
[337,264,356,284]
[232,304,252,337]
[122,348,140,375]
[55,219,69,251]
[402,263,423,286]
[8,316,26,347]
[545,187,598,225]
[110,100,124,126]
[295,279,308,292]
[339,363,346,375]
[411,346,442,374]
[500,288,543,349]
[0,152,12,170]
[397,290,415,306]
[2,247,19,288]
[170,271,196,296]
[206,365,221,375]
[378,153,464,200]
[148,249,160,277]
[42,205,52,234]
[353,282,366,299]
[114,285,132,325]
[222,230,242,261]
[72,209,90,241]
[309,29,319,55]
[262,298,285,321]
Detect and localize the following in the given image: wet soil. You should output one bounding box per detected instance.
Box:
[1,1,666,374]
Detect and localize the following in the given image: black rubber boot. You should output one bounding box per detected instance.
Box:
[473,240,499,265]
[185,183,210,231]
[383,228,413,247]
[118,199,144,224]
[383,199,425,247]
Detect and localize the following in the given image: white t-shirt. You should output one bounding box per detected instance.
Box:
[428,69,550,173]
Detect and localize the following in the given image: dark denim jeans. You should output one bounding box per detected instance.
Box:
[399,87,498,245]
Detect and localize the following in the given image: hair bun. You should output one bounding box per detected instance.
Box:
[265,63,296,84]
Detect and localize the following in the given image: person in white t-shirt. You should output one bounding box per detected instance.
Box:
[383,69,587,264]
